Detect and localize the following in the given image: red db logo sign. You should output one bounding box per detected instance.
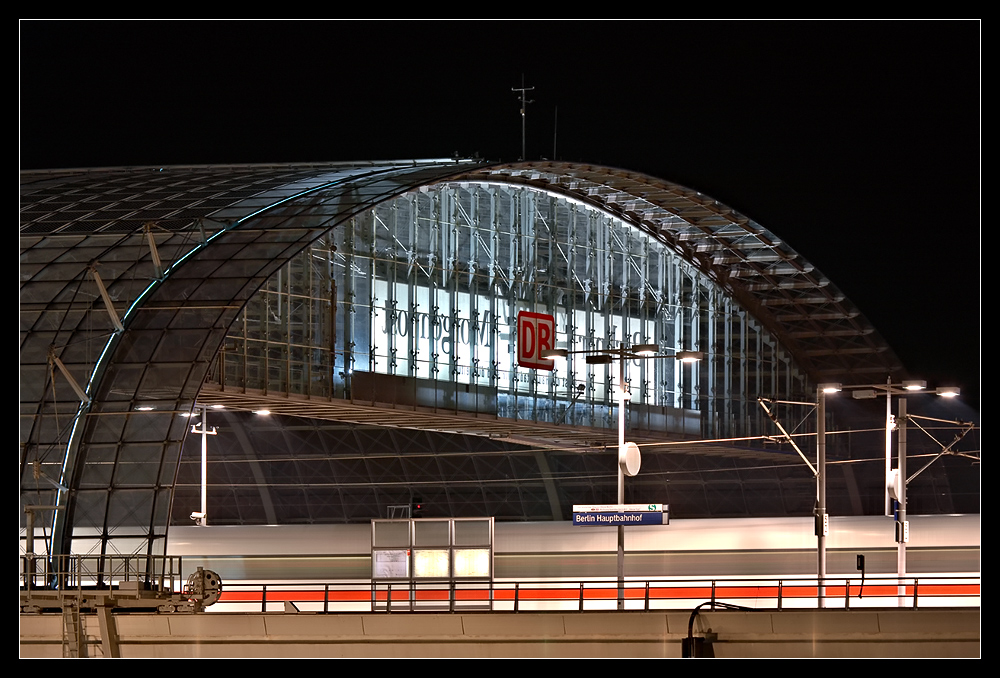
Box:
[517,311,555,370]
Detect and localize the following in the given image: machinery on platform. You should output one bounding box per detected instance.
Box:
[19,557,223,614]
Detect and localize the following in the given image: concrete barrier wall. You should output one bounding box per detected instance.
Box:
[20,608,980,658]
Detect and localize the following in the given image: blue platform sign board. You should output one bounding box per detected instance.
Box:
[571,504,668,526]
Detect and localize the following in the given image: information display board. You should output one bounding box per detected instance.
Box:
[372,549,409,578]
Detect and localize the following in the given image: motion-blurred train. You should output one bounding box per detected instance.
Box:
[167,514,980,583]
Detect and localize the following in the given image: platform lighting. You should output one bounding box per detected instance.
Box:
[188,405,218,527]
[814,383,840,607]
[822,378,962,607]
[541,343,702,610]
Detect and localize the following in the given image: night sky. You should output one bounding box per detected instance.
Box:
[19,20,981,410]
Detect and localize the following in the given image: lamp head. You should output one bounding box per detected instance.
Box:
[631,344,659,357]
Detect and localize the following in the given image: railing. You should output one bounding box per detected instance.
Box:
[209,576,981,613]
[20,554,185,600]
[19,553,979,614]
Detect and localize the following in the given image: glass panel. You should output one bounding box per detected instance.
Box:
[413,548,449,578]
[453,548,490,577]
[413,520,450,547]
[454,519,490,546]
[373,521,409,548]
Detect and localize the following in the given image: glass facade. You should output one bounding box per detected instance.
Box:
[214,182,810,439]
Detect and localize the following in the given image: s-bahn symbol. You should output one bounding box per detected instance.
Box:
[517,311,555,370]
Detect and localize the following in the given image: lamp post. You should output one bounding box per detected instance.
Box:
[543,343,702,609]
[815,383,842,607]
[759,379,966,609]
[759,384,840,608]
[186,405,218,526]
[841,379,961,606]
[817,377,960,607]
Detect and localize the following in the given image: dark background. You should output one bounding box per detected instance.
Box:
[19,20,980,410]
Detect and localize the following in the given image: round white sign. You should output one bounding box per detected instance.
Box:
[619,441,641,477]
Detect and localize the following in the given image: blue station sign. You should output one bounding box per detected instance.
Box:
[571,503,669,527]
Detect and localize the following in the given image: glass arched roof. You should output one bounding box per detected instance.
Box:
[20,160,912,558]
[445,162,903,384]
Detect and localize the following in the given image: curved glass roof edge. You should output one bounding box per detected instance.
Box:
[21,159,489,559]
[429,163,904,385]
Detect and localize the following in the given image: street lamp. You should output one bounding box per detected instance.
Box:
[759,383,840,608]
[816,382,841,607]
[182,404,271,527]
[543,342,703,609]
[766,379,966,607]
[843,378,964,606]
[184,405,219,526]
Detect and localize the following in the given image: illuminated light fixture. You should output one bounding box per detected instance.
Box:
[541,348,568,360]
[936,386,961,397]
[631,344,659,356]
[585,354,614,365]
[903,380,927,391]
[135,406,154,411]
[819,383,842,394]
[253,409,271,416]
[675,350,704,363]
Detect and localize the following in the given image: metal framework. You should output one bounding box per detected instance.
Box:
[20,160,910,564]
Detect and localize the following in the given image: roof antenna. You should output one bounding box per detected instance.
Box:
[512,74,534,161]
[553,105,558,160]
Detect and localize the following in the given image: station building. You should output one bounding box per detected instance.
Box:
[19,159,975,563]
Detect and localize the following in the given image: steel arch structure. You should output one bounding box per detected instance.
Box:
[454,162,901,384]
[20,160,905,564]
[20,160,485,563]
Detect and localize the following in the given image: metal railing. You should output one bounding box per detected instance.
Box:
[20,554,185,605]
[206,576,980,613]
[19,552,979,614]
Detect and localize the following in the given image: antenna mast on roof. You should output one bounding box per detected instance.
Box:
[512,74,534,161]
